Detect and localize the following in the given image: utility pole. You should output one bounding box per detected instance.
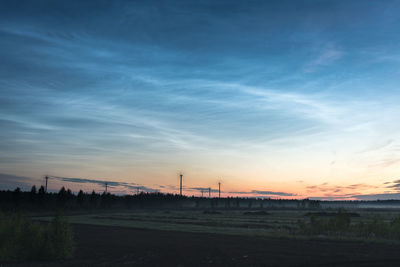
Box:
[45,175,48,192]
[208,187,211,198]
[105,182,108,193]
[180,174,183,196]
[218,182,221,198]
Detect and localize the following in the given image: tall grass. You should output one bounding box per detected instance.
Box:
[0,212,73,261]
[297,210,400,240]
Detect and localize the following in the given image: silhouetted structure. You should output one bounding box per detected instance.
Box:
[45,175,49,192]
[180,174,183,196]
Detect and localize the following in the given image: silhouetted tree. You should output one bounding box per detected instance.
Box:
[248,199,252,209]
[30,185,37,202]
[66,189,73,201]
[0,186,328,212]
[77,190,84,206]
[58,187,67,205]
[13,187,21,204]
[30,185,37,194]
[90,190,97,202]
[38,185,45,195]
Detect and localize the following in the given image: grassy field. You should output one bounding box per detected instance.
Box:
[35,208,400,242]
[23,209,400,266]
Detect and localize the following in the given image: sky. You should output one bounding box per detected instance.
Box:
[1,0,400,200]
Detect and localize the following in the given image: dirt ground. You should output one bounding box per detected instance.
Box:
[6,223,400,266]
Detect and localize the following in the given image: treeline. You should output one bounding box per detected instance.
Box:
[0,186,189,211]
[0,186,323,211]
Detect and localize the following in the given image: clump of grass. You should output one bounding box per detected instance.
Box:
[297,209,351,235]
[0,212,73,261]
[203,210,221,215]
[355,215,400,239]
[243,211,270,216]
[297,210,400,240]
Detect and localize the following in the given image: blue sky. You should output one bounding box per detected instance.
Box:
[1,0,400,199]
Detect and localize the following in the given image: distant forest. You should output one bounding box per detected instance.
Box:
[1,186,188,211]
[2,186,400,212]
[0,185,323,211]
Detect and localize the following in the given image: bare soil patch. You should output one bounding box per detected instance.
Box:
[5,223,400,266]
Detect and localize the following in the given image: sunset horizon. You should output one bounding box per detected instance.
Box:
[2,0,400,201]
[4,1,400,266]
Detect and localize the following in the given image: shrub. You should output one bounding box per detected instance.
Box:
[298,212,400,240]
[327,209,351,232]
[0,212,73,261]
[355,215,400,239]
[297,210,351,235]
[356,216,387,238]
[51,212,74,259]
[389,216,400,239]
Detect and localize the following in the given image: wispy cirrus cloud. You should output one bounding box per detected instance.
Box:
[384,179,400,190]
[307,179,400,200]
[369,159,400,169]
[0,173,160,193]
[304,44,343,72]
[351,193,400,201]
[2,0,400,195]
[188,187,219,193]
[306,182,378,194]
[228,190,295,197]
[49,176,159,193]
[0,173,39,191]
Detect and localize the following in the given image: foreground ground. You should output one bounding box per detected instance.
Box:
[4,209,400,266]
[6,223,400,266]
[33,209,400,237]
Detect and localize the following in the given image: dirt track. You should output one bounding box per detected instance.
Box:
[7,223,400,266]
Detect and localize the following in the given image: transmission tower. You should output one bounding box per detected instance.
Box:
[179,173,183,196]
[45,175,49,192]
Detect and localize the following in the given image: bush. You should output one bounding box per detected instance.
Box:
[355,215,400,239]
[297,209,351,235]
[298,212,400,240]
[389,216,400,239]
[51,212,74,259]
[0,212,73,261]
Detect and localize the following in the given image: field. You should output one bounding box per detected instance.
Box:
[17,208,400,266]
[36,208,400,239]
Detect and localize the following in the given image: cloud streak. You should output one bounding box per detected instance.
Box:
[49,176,159,193]
[304,45,343,72]
[2,1,400,196]
[306,183,378,194]
[0,173,39,191]
[229,190,295,197]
